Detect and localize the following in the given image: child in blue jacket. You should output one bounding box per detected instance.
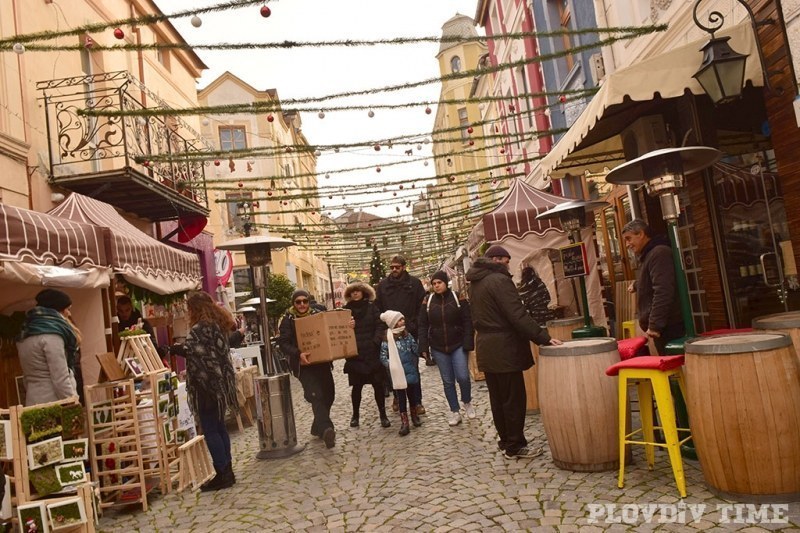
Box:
[380,310,422,436]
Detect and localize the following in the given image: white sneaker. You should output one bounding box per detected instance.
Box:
[463,402,476,419]
[448,411,462,426]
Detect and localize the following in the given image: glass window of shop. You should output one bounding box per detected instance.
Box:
[709,150,799,327]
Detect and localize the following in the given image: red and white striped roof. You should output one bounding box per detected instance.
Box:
[0,203,107,267]
[49,194,201,294]
[481,179,567,242]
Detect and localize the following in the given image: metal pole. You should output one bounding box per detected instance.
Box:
[569,228,607,338]
[253,265,276,375]
[666,221,696,338]
[327,260,335,307]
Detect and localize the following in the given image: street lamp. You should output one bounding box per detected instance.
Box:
[218,234,305,459]
[236,201,253,237]
[536,199,608,338]
[692,0,775,104]
[606,146,722,348]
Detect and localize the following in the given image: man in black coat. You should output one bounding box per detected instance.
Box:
[622,219,684,354]
[466,245,561,459]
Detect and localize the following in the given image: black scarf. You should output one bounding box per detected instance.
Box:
[345,299,368,319]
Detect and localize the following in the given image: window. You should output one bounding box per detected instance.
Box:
[155,36,171,71]
[226,191,253,231]
[517,66,534,128]
[458,107,470,141]
[555,0,575,72]
[219,126,246,151]
[450,56,462,73]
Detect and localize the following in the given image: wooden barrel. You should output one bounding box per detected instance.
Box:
[538,338,620,472]
[546,317,584,341]
[752,311,800,367]
[685,333,800,502]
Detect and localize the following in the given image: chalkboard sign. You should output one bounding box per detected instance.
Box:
[561,242,588,278]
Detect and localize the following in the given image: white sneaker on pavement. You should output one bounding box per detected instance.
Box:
[503,446,544,460]
[463,402,476,419]
[448,411,462,426]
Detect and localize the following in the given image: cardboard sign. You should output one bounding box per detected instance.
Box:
[295,310,357,364]
[560,242,589,278]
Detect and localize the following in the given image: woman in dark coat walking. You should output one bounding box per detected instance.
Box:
[343,282,390,428]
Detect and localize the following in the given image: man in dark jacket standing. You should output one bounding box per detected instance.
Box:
[466,245,561,459]
[375,255,430,364]
[622,219,684,354]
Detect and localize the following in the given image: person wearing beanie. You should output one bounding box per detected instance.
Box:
[379,310,423,436]
[17,289,79,406]
[418,272,475,427]
[342,282,390,429]
[277,289,337,448]
[466,247,562,459]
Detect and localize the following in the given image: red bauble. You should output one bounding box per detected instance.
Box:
[267,191,273,196]
[399,184,404,189]
[260,5,271,17]
[425,107,432,114]
[469,140,475,146]
[559,95,567,103]
[374,144,380,151]
[448,176,455,182]
[214,160,220,166]
[499,148,505,154]
[376,167,381,173]
[509,104,515,111]
[311,211,316,215]
[467,126,474,134]
[392,192,397,197]
[267,114,274,122]
[113,28,124,40]
[506,167,512,173]
[237,182,243,188]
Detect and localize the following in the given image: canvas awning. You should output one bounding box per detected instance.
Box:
[531,23,763,184]
[468,179,571,252]
[0,203,111,288]
[48,194,201,294]
[0,203,107,267]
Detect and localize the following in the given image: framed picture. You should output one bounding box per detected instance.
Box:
[62,439,88,461]
[92,401,112,426]
[162,421,173,444]
[124,357,144,377]
[167,403,178,419]
[46,497,86,531]
[175,429,188,445]
[17,501,49,533]
[55,462,86,487]
[0,419,11,460]
[157,396,170,416]
[27,437,64,471]
[156,376,170,395]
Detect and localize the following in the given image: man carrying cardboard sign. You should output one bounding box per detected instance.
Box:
[277,290,339,448]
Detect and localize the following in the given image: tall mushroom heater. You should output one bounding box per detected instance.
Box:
[536,199,608,338]
[218,235,305,459]
[606,146,722,351]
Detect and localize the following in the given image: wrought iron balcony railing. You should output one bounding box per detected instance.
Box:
[37,71,209,219]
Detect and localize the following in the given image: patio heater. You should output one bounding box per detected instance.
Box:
[606,146,722,351]
[217,235,305,459]
[536,199,608,338]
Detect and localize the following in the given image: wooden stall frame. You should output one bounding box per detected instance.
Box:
[177,436,214,492]
[117,335,166,376]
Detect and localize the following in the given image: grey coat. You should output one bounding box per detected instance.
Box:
[17,333,77,406]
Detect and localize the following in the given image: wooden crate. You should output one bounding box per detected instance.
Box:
[117,334,166,376]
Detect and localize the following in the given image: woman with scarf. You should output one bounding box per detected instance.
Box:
[17,289,79,406]
[277,289,337,448]
[172,292,238,492]
[342,282,389,429]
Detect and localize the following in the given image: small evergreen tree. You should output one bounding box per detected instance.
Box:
[267,273,296,317]
[369,245,386,285]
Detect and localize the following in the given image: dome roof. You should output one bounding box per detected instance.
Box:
[439,13,478,55]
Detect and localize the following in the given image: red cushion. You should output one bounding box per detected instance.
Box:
[700,327,753,336]
[605,355,685,376]
[617,337,649,361]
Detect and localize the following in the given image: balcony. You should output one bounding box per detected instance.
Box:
[37,71,209,221]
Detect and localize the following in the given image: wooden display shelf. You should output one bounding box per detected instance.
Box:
[117,334,166,376]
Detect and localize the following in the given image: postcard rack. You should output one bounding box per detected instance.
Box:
[3,399,97,532]
[117,334,167,376]
[135,371,180,495]
[85,380,148,512]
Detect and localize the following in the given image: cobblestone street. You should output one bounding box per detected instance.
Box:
[99,362,800,532]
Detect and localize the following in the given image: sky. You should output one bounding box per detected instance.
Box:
[166,0,484,220]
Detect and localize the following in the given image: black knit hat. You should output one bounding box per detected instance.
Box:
[291,289,311,303]
[35,289,72,311]
[430,270,449,285]
[485,245,511,259]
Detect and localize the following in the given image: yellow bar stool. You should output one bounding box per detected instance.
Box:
[621,320,636,339]
[605,355,692,498]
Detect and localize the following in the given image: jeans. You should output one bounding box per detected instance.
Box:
[431,346,472,412]
[197,403,232,470]
[396,383,421,414]
[298,363,335,436]
[485,371,527,455]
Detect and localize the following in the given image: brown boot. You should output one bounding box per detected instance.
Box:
[398,413,410,436]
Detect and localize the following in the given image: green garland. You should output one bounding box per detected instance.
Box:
[0,0,267,46]
[5,26,667,52]
[122,280,187,307]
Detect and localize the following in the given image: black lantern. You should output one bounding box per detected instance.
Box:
[693,36,748,104]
